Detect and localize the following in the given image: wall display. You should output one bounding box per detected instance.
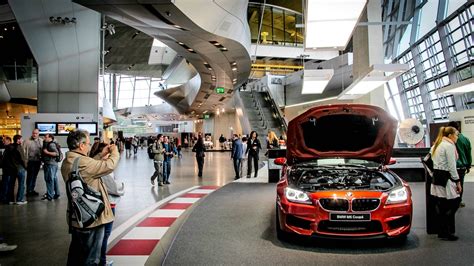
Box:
[36,123,57,135]
[57,123,77,135]
[77,123,98,135]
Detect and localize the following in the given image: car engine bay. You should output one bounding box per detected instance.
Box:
[289,166,398,192]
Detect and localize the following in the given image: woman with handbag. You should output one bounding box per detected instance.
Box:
[430,126,462,241]
[192,135,206,177]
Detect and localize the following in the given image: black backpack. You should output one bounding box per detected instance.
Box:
[66,157,105,228]
[49,142,64,162]
[147,144,154,159]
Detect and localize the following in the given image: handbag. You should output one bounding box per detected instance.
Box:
[432,169,450,187]
[422,153,434,177]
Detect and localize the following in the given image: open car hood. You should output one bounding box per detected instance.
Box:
[286,104,397,165]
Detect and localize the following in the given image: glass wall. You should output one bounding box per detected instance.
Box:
[384,2,473,125]
[248,2,303,46]
[99,73,165,109]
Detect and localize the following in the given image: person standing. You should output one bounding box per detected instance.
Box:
[447,121,471,207]
[192,135,206,177]
[231,134,243,180]
[23,129,43,196]
[150,134,165,187]
[246,131,261,178]
[61,129,119,265]
[219,134,226,150]
[162,136,174,184]
[0,137,12,203]
[41,134,60,201]
[5,135,27,204]
[132,136,139,157]
[430,126,462,241]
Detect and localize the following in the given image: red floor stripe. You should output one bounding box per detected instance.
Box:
[137,217,177,227]
[160,203,193,209]
[199,186,220,189]
[181,193,206,198]
[107,239,159,255]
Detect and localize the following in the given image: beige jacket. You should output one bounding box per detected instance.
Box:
[61,148,120,228]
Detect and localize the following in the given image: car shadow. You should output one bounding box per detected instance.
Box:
[261,208,420,254]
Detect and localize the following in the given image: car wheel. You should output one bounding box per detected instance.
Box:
[275,205,289,241]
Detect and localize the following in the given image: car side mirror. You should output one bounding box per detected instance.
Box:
[388,158,397,165]
[274,157,287,165]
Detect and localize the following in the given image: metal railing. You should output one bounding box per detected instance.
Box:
[262,86,287,132]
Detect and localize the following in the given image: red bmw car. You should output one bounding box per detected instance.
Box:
[276,104,412,241]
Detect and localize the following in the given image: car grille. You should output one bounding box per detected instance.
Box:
[319,198,349,212]
[286,215,312,230]
[318,221,383,234]
[352,199,380,212]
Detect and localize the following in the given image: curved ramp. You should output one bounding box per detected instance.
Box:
[75,0,251,115]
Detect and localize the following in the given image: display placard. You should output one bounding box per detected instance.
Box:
[57,123,77,135]
[35,123,57,135]
[77,122,98,135]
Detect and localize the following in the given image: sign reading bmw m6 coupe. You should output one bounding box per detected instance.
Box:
[275,104,412,241]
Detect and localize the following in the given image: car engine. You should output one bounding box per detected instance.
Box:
[289,167,396,192]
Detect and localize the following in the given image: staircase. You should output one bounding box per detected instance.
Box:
[239,90,285,141]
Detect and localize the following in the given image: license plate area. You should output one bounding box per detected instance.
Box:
[330,213,371,222]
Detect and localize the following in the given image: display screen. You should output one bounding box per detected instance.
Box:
[36,123,57,135]
[57,123,77,135]
[77,123,97,135]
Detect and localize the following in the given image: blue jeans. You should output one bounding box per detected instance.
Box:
[163,160,171,182]
[233,158,242,178]
[44,164,59,199]
[0,174,13,203]
[9,168,26,202]
[100,208,115,266]
[26,160,41,193]
[67,225,105,266]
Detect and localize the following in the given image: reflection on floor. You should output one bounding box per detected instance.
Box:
[0,149,244,265]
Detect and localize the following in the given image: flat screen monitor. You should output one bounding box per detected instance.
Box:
[57,123,77,135]
[77,123,98,135]
[36,123,57,135]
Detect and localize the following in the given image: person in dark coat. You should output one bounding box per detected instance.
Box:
[4,135,27,204]
[246,131,262,178]
[192,135,206,177]
[231,134,244,179]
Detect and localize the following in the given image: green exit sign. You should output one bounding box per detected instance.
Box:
[216,87,225,94]
[204,114,210,119]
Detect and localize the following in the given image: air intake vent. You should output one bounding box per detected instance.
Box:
[219,97,226,102]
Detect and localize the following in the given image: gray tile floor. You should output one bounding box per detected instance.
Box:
[0,149,238,265]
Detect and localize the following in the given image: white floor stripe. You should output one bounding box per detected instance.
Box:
[122,227,169,240]
[170,197,200,204]
[190,189,215,194]
[149,209,185,218]
[107,255,148,266]
[108,186,199,244]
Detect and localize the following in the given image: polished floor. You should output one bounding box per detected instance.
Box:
[0,148,240,265]
[1,148,472,265]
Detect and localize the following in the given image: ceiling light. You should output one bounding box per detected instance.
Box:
[231,62,237,66]
[302,69,334,94]
[152,39,167,47]
[338,64,408,99]
[436,78,473,95]
[232,67,237,71]
[178,41,184,45]
[305,0,367,50]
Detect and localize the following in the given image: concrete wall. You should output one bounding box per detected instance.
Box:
[9,0,100,119]
[20,113,95,147]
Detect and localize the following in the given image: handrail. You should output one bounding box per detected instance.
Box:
[251,89,267,129]
[263,86,287,132]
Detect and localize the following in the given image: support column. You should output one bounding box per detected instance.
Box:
[9,0,100,120]
[353,0,387,109]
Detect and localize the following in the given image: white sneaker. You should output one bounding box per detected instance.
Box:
[106,260,114,266]
[0,243,17,252]
[16,201,28,205]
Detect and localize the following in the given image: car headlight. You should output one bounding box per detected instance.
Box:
[284,187,311,204]
[386,187,408,204]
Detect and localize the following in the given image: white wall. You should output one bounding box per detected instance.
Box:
[21,113,95,147]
